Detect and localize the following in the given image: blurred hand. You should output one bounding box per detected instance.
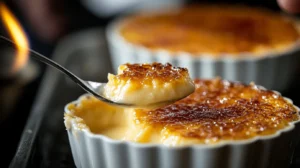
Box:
[277,0,300,13]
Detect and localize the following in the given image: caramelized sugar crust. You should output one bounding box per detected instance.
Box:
[116,62,189,84]
[120,5,300,55]
[136,78,299,141]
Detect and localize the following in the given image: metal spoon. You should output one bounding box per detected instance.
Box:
[1,36,180,107]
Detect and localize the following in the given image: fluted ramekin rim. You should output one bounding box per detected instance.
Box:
[64,88,300,149]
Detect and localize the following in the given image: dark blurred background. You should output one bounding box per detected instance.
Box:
[5,0,284,56]
[0,0,299,167]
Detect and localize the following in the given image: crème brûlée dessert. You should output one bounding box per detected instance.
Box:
[119,5,300,56]
[103,62,195,106]
[65,78,299,146]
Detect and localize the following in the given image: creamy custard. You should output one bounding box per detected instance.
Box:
[66,78,299,146]
[103,63,195,106]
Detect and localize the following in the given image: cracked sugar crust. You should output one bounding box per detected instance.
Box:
[135,78,299,142]
[116,62,190,84]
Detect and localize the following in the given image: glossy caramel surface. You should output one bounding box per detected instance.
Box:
[135,78,299,142]
[120,5,300,56]
[114,62,189,84]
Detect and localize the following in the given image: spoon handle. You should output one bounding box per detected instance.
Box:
[0,36,101,98]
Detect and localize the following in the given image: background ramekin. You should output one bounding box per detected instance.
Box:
[65,94,300,168]
[106,16,300,92]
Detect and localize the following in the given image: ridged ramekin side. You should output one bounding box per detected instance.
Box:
[66,124,300,168]
[65,94,300,168]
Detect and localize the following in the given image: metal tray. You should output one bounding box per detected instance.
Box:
[9,27,300,168]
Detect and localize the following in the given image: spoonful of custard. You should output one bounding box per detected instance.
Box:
[1,36,194,107]
[103,63,195,107]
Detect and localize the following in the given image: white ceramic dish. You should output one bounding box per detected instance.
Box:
[65,92,300,168]
[106,14,300,92]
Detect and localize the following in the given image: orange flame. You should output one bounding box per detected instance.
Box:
[0,3,29,73]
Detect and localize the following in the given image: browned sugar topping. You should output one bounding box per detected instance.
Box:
[118,62,189,82]
[120,5,300,55]
[135,78,299,141]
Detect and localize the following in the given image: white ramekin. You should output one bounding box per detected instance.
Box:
[65,93,300,168]
[106,16,300,92]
